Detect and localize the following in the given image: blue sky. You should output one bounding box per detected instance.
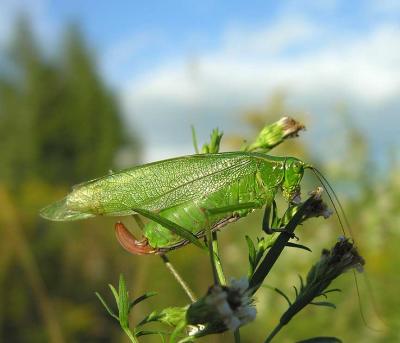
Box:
[1,0,400,169]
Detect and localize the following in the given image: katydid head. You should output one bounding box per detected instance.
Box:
[282,157,306,203]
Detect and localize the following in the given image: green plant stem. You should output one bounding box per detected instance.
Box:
[134,214,197,302]
[234,328,241,343]
[160,254,197,302]
[249,195,316,293]
[207,227,220,285]
[264,322,283,343]
[123,327,139,343]
[212,231,226,285]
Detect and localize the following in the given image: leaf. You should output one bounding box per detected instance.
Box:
[245,235,256,264]
[323,288,342,295]
[95,292,119,321]
[296,337,342,343]
[137,310,165,327]
[298,274,305,291]
[293,285,299,298]
[118,274,130,327]
[135,329,169,337]
[133,208,205,250]
[286,242,312,252]
[108,284,119,308]
[130,291,158,310]
[310,301,337,309]
[274,287,292,307]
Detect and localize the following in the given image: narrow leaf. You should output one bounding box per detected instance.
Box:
[137,311,164,326]
[323,288,342,294]
[95,292,119,321]
[118,274,130,326]
[109,284,119,308]
[133,208,204,250]
[310,301,337,309]
[135,329,169,337]
[130,291,158,310]
[245,235,256,264]
[298,274,305,291]
[274,287,292,307]
[296,337,342,343]
[293,285,299,298]
[286,242,312,252]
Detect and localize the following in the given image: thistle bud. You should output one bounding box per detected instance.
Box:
[245,116,305,152]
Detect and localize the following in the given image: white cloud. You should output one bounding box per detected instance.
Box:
[121,17,400,163]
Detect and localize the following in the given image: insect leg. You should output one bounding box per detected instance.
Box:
[133,208,205,250]
[261,201,275,234]
[262,201,298,240]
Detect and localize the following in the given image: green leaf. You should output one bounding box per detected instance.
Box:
[298,274,305,291]
[310,301,337,309]
[246,235,256,263]
[133,208,205,250]
[118,274,130,327]
[135,329,169,337]
[137,310,167,327]
[296,337,342,343]
[95,292,119,321]
[293,285,299,298]
[109,284,119,308]
[323,288,342,295]
[201,128,223,153]
[286,242,312,252]
[130,291,158,310]
[274,287,292,307]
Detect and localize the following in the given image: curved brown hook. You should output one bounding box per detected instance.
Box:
[115,222,157,255]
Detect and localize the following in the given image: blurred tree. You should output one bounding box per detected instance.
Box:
[0,16,140,343]
[0,18,137,188]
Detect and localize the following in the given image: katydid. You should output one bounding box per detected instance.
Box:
[40,151,313,254]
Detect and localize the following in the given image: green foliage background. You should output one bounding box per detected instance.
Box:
[0,18,398,342]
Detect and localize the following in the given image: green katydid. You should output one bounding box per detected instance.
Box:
[40,117,345,255]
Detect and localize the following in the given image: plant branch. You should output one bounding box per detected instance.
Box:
[212,231,226,285]
[249,194,319,293]
[160,254,197,302]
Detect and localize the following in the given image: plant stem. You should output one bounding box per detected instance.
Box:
[264,322,283,343]
[234,328,241,343]
[212,231,226,285]
[249,195,316,293]
[123,327,139,343]
[160,254,197,302]
[207,227,220,285]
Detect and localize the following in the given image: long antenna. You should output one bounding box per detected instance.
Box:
[309,168,347,236]
[313,167,356,240]
[308,166,382,331]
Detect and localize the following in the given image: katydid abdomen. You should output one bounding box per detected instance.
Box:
[144,170,279,249]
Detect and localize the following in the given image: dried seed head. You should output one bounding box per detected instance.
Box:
[278,116,306,138]
[187,277,256,336]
